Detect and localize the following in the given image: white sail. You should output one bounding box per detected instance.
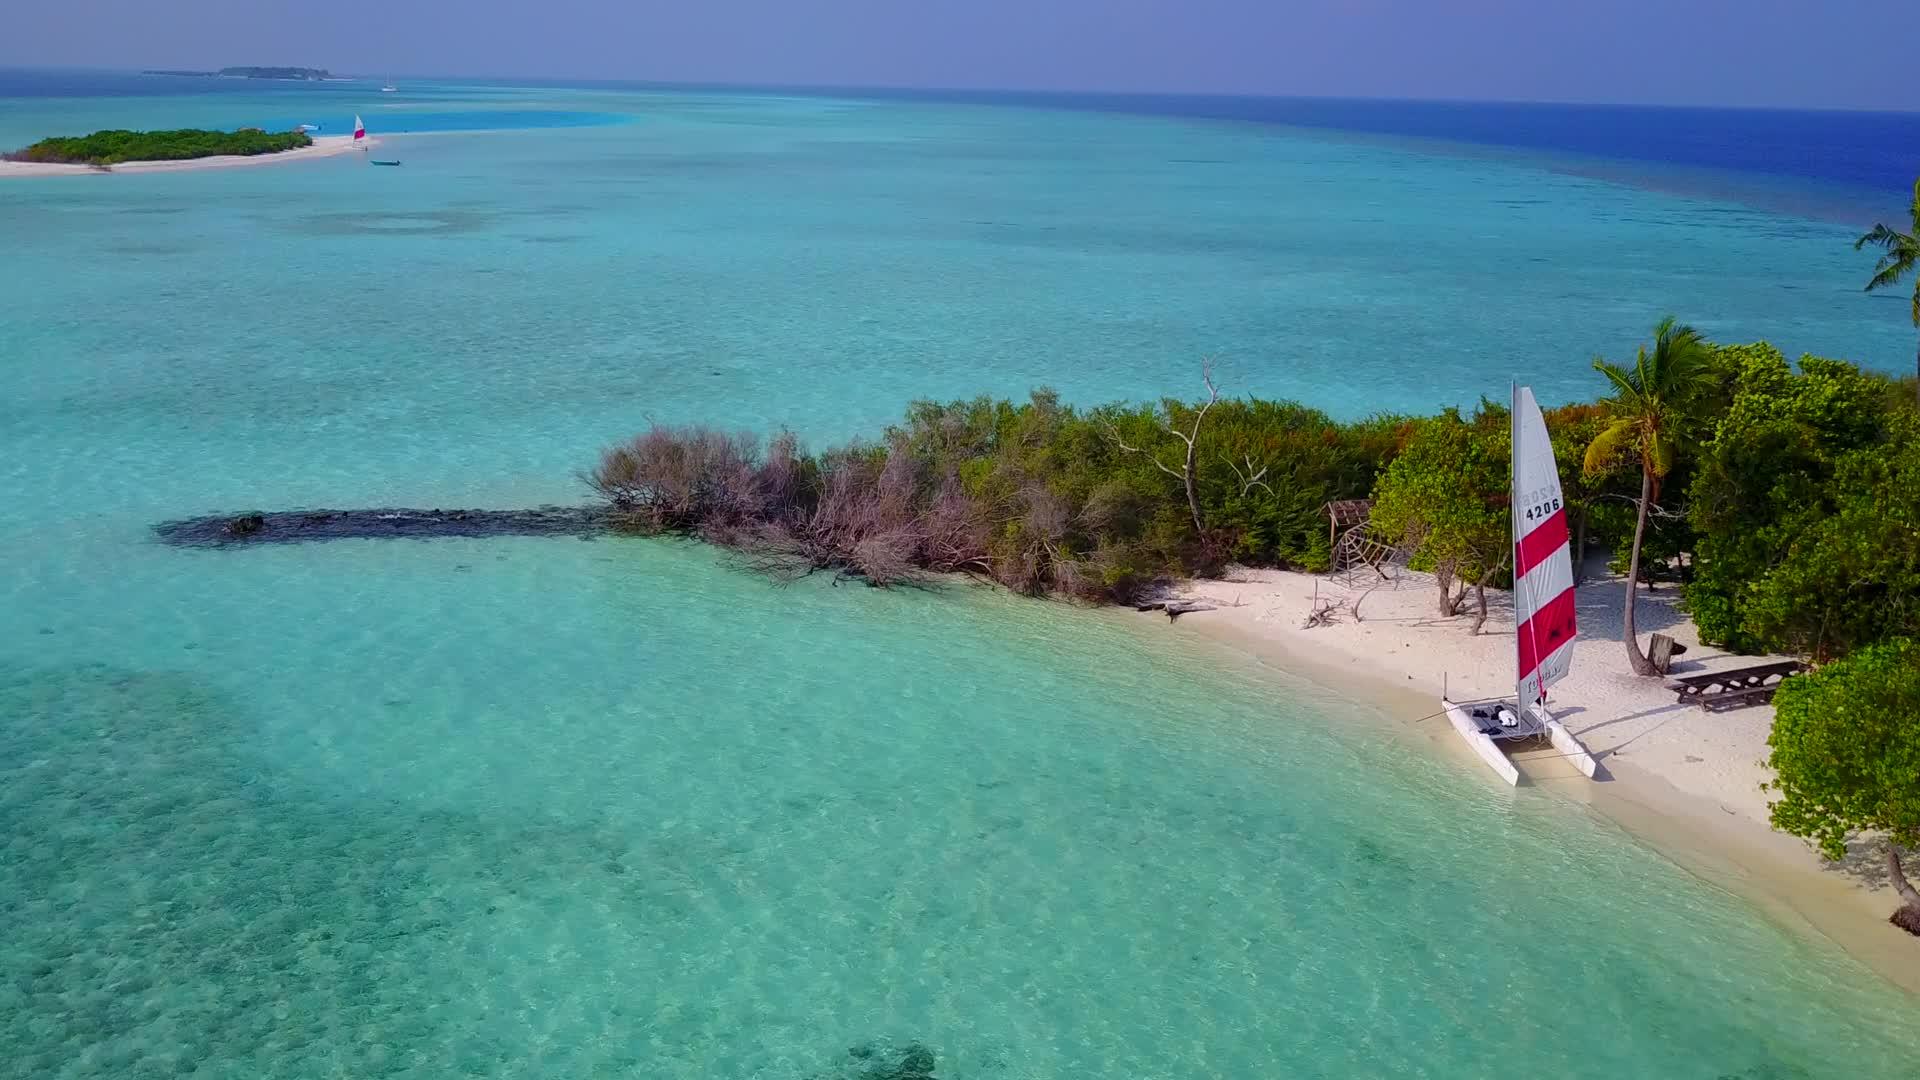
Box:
[1511,385,1577,707]
[352,115,366,148]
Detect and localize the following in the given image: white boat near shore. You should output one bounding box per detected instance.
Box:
[1443,696,1598,786]
[1442,384,1599,785]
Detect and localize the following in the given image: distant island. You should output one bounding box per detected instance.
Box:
[141,67,334,81]
[4,128,314,167]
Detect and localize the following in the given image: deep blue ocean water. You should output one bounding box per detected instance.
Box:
[2,70,1917,1077]
[867,90,1920,205]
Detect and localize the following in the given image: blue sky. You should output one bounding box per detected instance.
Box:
[9,0,1917,110]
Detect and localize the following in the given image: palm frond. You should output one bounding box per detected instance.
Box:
[1635,317,1717,406]
[1867,261,1916,293]
[1856,223,1903,252]
[1648,430,1677,478]
[1583,418,1636,475]
[1591,357,1641,401]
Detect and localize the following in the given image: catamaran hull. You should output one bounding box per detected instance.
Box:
[1542,715,1599,779]
[1442,698,1520,786]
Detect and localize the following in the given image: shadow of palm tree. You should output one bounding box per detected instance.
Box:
[1575,573,1690,636]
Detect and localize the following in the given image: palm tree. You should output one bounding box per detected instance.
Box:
[1584,317,1716,676]
[1856,179,1920,404]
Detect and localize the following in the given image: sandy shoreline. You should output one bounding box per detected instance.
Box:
[1150,560,1919,996]
[0,134,370,178]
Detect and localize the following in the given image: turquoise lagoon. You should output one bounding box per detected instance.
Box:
[2,80,1917,1077]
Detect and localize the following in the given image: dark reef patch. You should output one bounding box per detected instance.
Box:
[824,1040,939,1080]
[153,505,616,547]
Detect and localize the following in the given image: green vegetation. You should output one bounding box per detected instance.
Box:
[1583,317,1720,675]
[1368,406,1508,626]
[1856,178,1920,401]
[1686,347,1919,658]
[588,342,1912,620]
[6,127,313,167]
[588,383,1405,599]
[1767,639,1920,860]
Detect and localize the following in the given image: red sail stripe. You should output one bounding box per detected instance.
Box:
[1515,507,1569,578]
[1516,587,1577,682]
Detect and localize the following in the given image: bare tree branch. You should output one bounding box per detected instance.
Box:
[1101,419,1188,481]
[1224,452,1274,497]
[1099,358,1223,536]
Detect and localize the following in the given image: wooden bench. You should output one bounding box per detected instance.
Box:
[1670,661,1808,712]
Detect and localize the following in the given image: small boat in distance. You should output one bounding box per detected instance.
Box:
[1441,384,1600,785]
[369,159,402,167]
[381,78,398,93]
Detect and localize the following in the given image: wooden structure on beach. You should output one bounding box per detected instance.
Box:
[1324,499,1398,583]
[1324,499,1370,552]
[1670,661,1808,712]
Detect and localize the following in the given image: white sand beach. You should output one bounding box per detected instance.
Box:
[1156,560,1920,993]
[0,134,369,177]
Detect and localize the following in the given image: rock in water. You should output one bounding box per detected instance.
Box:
[827,1039,938,1080]
[894,1044,936,1078]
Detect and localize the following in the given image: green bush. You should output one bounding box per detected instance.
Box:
[1369,408,1508,616]
[8,128,313,166]
[1687,349,1915,656]
[1767,639,1920,859]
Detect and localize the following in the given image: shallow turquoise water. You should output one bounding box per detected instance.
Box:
[3,82,1918,1077]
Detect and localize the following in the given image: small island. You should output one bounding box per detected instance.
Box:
[141,66,334,81]
[5,127,314,167]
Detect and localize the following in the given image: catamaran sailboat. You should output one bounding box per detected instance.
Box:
[352,115,401,165]
[1441,385,1600,785]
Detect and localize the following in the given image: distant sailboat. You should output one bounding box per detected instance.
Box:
[1441,384,1600,785]
[381,78,398,93]
[352,114,368,151]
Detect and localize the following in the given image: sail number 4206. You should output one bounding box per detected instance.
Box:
[1523,496,1562,522]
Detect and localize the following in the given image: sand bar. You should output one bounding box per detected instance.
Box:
[0,134,370,177]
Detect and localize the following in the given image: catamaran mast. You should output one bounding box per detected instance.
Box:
[1512,381,1525,713]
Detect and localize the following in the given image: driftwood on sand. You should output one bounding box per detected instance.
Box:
[153,506,616,547]
[1302,596,1346,628]
[1134,599,1216,622]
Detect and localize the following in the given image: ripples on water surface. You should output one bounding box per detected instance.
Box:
[1,79,1916,1076]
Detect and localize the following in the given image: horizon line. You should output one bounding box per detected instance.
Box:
[4,64,1918,117]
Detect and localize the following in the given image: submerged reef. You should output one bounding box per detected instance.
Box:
[823,1040,938,1080]
[153,506,615,546]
